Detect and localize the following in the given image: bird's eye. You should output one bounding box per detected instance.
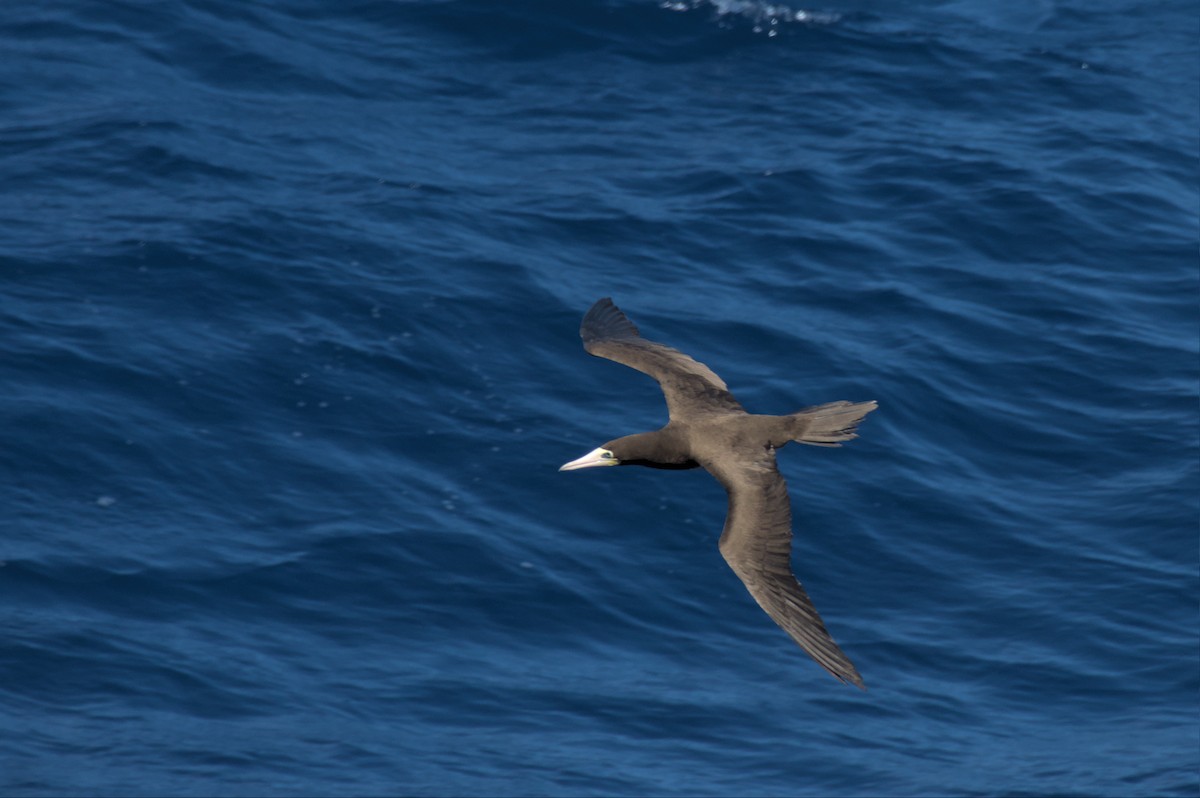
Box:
[602,451,615,459]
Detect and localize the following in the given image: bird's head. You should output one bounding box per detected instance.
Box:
[558,444,622,471]
[560,432,696,471]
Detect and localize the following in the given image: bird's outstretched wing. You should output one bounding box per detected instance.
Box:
[709,452,865,689]
[580,298,744,419]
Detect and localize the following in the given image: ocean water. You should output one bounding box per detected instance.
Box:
[1,0,1197,795]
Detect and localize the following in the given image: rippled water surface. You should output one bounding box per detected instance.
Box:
[2,1,1197,795]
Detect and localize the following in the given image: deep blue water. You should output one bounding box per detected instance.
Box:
[2,1,1197,795]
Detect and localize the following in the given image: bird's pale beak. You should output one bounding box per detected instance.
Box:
[559,447,618,471]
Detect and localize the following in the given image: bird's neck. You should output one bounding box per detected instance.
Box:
[612,429,698,470]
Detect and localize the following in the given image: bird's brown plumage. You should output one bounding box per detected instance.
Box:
[581,298,745,419]
[566,298,877,688]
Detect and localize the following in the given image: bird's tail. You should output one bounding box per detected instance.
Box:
[789,400,878,447]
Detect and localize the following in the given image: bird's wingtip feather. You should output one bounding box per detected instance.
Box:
[581,297,640,342]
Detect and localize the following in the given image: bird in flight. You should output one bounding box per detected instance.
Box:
[561,298,876,689]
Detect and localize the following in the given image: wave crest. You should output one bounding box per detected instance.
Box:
[660,0,841,34]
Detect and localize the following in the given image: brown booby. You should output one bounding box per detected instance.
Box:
[560,298,876,689]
